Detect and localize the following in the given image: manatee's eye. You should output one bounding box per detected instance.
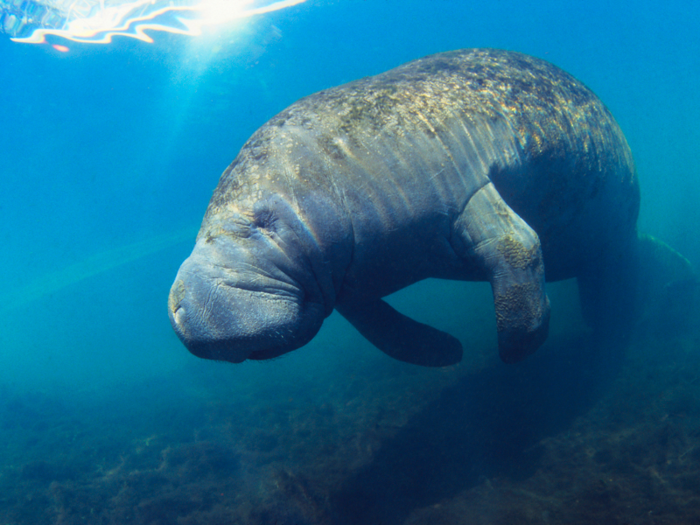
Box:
[253,209,276,231]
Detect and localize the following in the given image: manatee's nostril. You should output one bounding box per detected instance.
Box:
[173,307,187,328]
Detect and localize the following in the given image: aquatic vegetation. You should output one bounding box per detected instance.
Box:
[0,312,698,523]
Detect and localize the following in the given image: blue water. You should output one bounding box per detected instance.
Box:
[1,0,699,523]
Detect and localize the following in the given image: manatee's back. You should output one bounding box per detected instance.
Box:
[352,48,639,281]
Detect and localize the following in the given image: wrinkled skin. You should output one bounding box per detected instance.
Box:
[169,48,640,366]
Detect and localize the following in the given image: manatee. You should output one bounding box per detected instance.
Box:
[168,48,689,367]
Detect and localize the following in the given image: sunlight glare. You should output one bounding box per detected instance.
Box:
[2,0,307,44]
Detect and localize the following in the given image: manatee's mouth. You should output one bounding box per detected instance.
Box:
[168,279,298,363]
[168,266,325,364]
[168,289,250,363]
[169,295,320,363]
[168,229,330,364]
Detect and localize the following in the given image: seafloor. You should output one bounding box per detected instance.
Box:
[0,280,698,525]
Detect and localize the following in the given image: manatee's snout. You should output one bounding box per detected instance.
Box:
[168,241,325,363]
[168,262,254,363]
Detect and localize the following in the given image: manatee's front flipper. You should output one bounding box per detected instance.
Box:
[337,300,463,367]
[452,183,550,363]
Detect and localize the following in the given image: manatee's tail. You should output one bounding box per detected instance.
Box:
[578,233,697,343]
[634,233,698,336]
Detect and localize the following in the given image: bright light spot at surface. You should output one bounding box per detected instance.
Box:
[0,0,306,44]
[52,44,70,52]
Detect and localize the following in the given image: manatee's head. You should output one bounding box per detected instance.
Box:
[168,200,331,363]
